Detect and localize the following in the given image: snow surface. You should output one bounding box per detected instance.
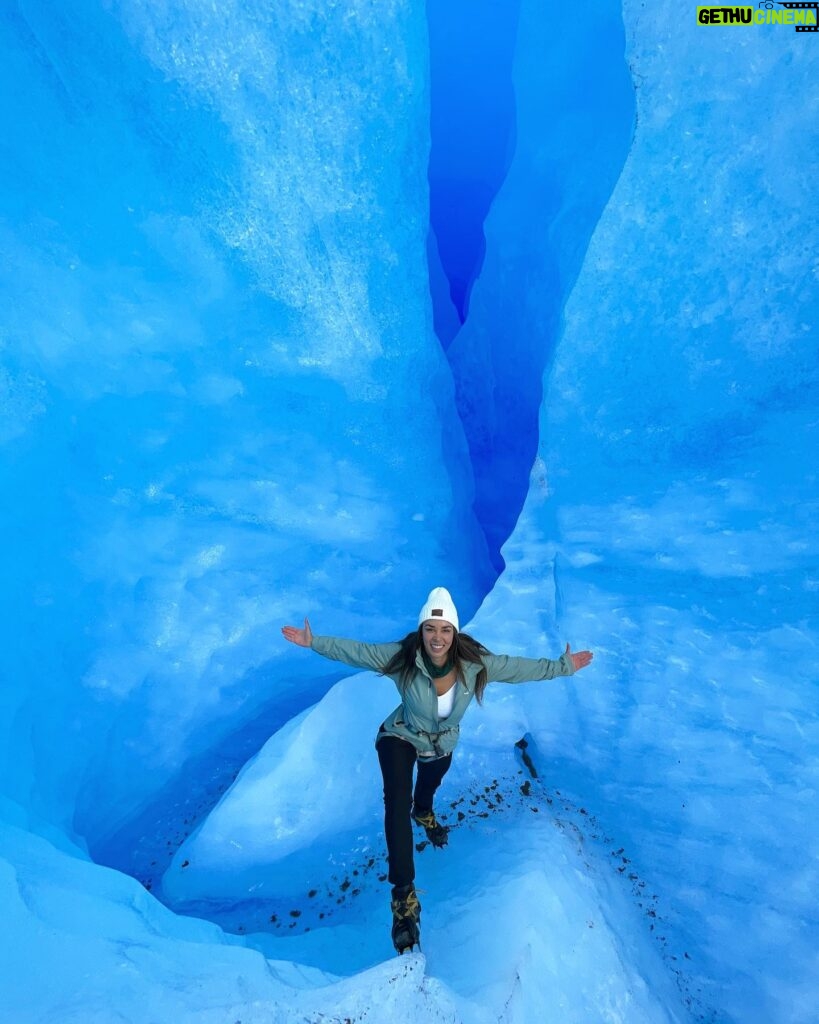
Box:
[2,0,818,1022]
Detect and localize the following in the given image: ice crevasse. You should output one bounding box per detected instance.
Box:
[1,1,818,1023]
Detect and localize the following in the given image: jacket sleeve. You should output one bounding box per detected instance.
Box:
[310,635,401,672]
[482,651,575,684]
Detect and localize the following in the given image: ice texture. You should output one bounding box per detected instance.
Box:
[443,0,635,568]
[0,0,492,857]
[517,1,819,1020]
[2,0,818,1021]
[2,809,467,1024]
[162,671,397,907]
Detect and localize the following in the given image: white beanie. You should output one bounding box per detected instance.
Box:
[417,587,459,631]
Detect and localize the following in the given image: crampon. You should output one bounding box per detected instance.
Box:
[391,885,421,953]
[411,806,449,848]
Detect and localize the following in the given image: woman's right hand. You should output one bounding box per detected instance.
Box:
[281,618,313,648]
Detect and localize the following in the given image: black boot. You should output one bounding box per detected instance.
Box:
[390,884,421,953]
[411,805,449,848]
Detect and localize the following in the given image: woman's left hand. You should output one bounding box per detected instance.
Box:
[565,643,593,672]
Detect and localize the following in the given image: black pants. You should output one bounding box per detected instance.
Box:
[376,734,452,889]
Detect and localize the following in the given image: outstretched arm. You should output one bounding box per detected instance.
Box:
[281,617,400,672]
[484,642,594,683]
[281,618,313,648]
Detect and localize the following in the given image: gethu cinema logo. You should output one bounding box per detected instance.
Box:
[697,1,818,28]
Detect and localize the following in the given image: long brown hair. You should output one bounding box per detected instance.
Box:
[382,628,493,704]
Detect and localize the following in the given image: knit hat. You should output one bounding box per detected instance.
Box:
[417,587,459,631]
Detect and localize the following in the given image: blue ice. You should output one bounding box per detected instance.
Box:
[1,0,818,1022]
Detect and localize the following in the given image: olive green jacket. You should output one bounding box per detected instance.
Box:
[310,634,575,760]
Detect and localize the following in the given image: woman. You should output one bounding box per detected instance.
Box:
[282,586,593,953]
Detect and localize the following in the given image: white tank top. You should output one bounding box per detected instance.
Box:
[437,684,456,720]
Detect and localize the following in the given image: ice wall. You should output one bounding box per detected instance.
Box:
[442,0,635,569]
[0,0,493,858]
[469,4,818,1022]
[426,0,520,335]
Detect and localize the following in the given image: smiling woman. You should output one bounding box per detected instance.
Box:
[281,586,593,954]
[421,619,455,667]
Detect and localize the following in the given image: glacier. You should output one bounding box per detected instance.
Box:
[2,0,818,1022]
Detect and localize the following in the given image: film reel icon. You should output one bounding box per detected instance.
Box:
[762,0,819,31]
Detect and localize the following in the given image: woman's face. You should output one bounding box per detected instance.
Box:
[421,620,455,666]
